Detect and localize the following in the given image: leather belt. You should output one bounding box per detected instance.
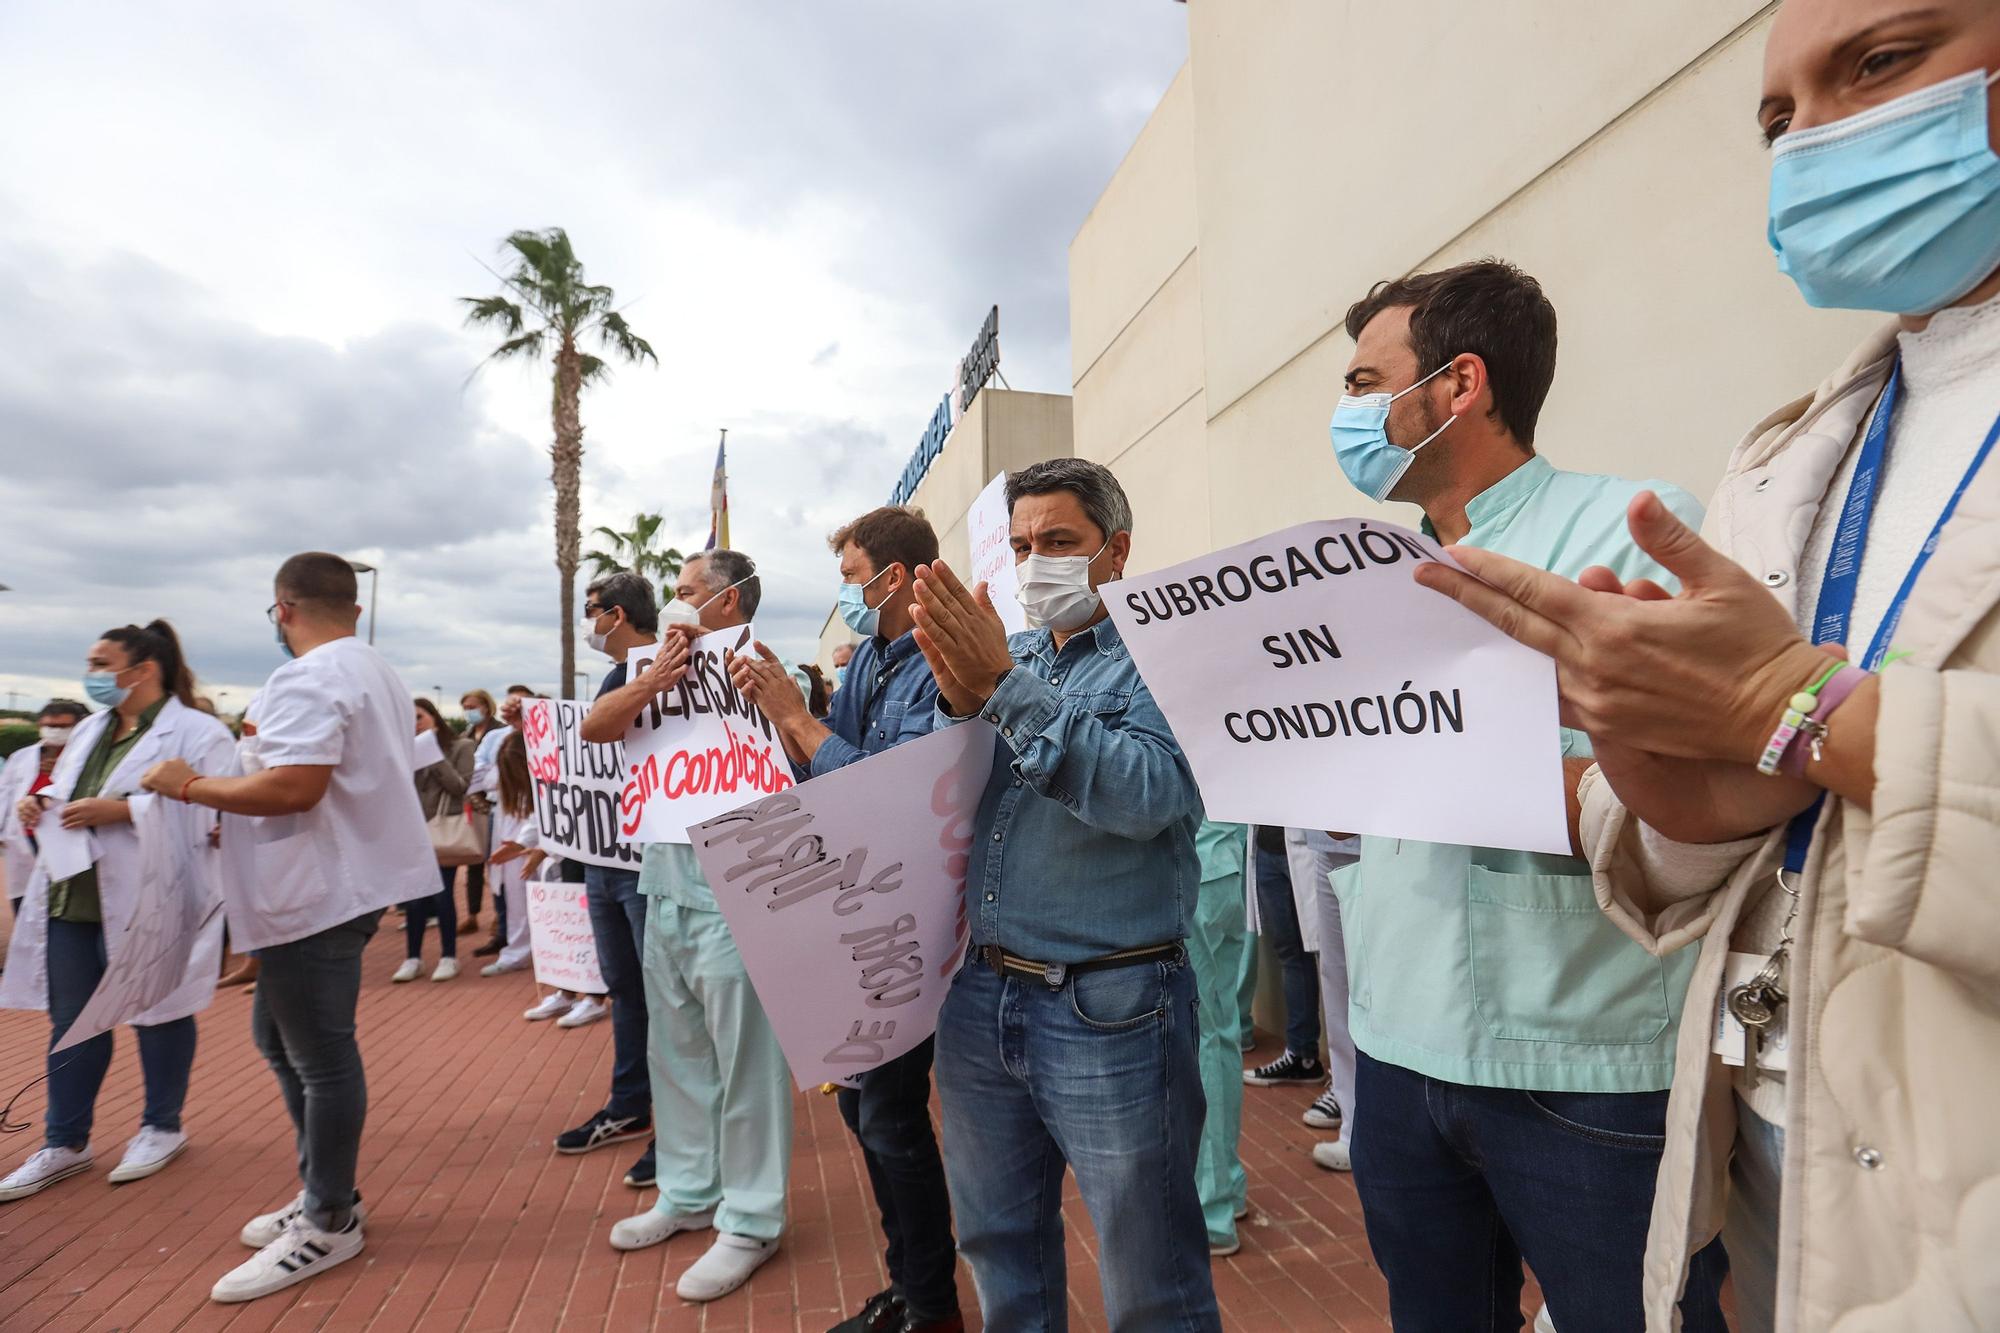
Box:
[978,942,1183,988]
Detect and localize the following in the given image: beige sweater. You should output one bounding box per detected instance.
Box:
[1579,321,2000,1331]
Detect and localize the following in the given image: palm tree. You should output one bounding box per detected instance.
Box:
[462,228,656,698]
[586,511,685,589]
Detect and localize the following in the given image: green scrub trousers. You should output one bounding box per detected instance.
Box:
[1188,822,1250,1247]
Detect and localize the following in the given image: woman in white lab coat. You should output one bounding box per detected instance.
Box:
[0,700,89,908]
[0,621,232,1201]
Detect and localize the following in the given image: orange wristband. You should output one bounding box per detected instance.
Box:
[179,775,203,803]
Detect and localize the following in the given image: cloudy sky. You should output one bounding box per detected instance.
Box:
[0,1,1185,714]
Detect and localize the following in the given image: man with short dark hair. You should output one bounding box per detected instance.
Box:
[910,458,1219,1329]
[729,507,962,1333]
[1,700,88,909]
[597,549,792,1306]
[557,570,661,1184]
[138,551,437,1302]
[1326,260,1727,1328]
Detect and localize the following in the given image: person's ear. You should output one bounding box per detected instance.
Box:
[1106,532,1132,580]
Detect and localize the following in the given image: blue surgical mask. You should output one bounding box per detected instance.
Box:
[83,671,129,708]
[836,567,892,637]
[274,618,295,660]
[465,707,486,726]
[1769,68,2000,315]
[834,665,848,688]
[1330,360,1459,502]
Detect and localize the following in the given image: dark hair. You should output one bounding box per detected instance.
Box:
[690,549,761,618]
[1006,458,1133,539]
[798,663,831,718]
[274,552,359,612]
[585,570,659,635]
[828,506,938,580]
[496,729,533,819]
[414,696,453,741]
[100,620,197,708]
[1342,258,1556,448]
[504,683,533,697]
[38,699,89,723]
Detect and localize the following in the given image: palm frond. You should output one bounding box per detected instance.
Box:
[578,353,609,383]
[484,330,546,363]
[458,295,525,334]
[593,309,658,366]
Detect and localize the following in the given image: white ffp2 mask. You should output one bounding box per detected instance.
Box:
[1016,543,1108,631]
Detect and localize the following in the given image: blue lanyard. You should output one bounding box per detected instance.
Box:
[1783,363,2000,871]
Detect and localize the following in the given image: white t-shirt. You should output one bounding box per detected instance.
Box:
[218,637,437,950]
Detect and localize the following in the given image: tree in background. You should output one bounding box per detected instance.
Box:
[585,511,685,592]
[462,228,656,698]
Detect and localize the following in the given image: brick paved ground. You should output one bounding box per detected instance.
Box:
[0,924,1543,1331]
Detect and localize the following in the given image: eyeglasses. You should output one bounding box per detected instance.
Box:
[266,600,295,624]
[582,604,607,617]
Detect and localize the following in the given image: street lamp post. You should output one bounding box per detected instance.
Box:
[348,561,379,645]
[571,670,593,698]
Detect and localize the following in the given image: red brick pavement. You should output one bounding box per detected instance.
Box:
[0,926,1539,1330]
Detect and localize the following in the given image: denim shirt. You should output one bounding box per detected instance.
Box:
[1336,456,1708,1093]
[800,630,939,779]
[939,614,1201,964]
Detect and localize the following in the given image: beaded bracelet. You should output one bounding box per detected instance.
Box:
[1756,661,1846,777]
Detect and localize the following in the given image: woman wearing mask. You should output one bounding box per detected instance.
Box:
[395,698,472,983]
[1418,2,2000,1326]
[0,700,88,911]
[0,622,231,1200]
[480,730,542,978]
[458,688,501,941]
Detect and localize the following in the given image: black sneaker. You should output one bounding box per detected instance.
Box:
[829,1288,905,1333]
[1243,1050,1326,1086]
[622,1139,657,1188]
[554,1110,651,1155]
[1303,1082,1342,1129]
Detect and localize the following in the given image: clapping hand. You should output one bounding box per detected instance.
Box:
[727,642,807,725]
[911,560,1014,717]
[636,631,692,696]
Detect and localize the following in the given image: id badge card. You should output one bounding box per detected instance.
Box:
[1713,951,1790,1072]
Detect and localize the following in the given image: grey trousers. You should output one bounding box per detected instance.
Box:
[250,910,381,1231]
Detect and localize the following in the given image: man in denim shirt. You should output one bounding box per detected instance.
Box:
[911,458,1219,1331]
[730,506,962,1333]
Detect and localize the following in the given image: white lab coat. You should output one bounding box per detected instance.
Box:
[0,742,59,899]
[0,698,231,1024]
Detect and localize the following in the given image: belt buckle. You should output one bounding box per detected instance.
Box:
[983,946,1005,978]
[1042,962,1066,988]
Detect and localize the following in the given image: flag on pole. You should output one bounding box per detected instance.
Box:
[705,429,730,551]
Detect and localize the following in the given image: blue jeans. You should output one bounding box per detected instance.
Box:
[838,1037,958,1321]
[1351,1051,1728,1331]
[251,911,380,1232]
[936,955,1219,1332]
[1252,841,1319,1055]
[44,917,197,1149]
[583,864,649,1120]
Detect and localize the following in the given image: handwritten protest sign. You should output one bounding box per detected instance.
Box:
[56,796,223,1052]
[525,864,606,994]
[967,472,1027,635]
[1106,519,1568,854]
[689,722,995,1088]
[520,698,640,870]
[621,624,792,844]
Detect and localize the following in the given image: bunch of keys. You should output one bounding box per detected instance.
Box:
[1726,947,1788,1088]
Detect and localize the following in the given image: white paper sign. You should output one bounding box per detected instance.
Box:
[689,722,996,1088]
[412,729,444,770]
[621,624,793,844]
[525,865,607,994]
[967,471,1027,635]
[520,698,641,870]
[55,796,222,1052]
[1105,519,1569,855]
[35,817,96,883]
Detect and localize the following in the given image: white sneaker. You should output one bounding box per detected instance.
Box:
[391,958,423,983]
[0,1145,93,1202]
[108,1127,187,1184]
[557,996,609,1028]
[676,1232,779,1302]
[212,1214,362,1302]
[524,992,571,1021]
[481,958,529,978]
[1312,1140,1352,1173]
[240,1192,368,1248]
[431,958,459,982]
[610,1206,714,1252]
